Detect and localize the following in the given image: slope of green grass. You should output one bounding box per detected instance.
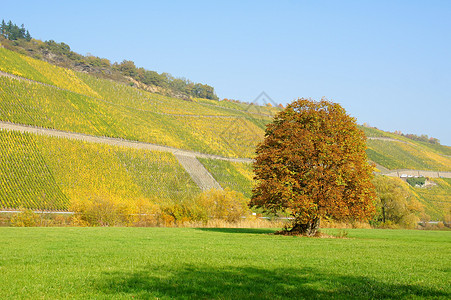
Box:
[0,130,199,210]
[0,75,265,157]
[0,47,52,84]
[361,125,451,158]
[359,125,393,138]
[0,76,113,136]
[0,46,449,214]
[0,46,272,120]
[0,47,100,97]
[408,178,451,220]
[78,72,229,116]
[367,139,451,171]
[0,130,69,210]
[0,47,269,157]
[198,158,254,198]
[414,141,451,157]
[0,228,449,299]
[196,97,282,116]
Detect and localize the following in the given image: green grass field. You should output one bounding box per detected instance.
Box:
[0,228,449,299]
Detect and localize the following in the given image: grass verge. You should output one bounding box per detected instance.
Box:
[0,228,449,299]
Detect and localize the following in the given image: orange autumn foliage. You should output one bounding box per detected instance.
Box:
[250,98,376,235]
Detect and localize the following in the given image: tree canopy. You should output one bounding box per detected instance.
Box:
[250,98,376,235]
[0,20,31,41]
[372,176,424,228]
[112,61,218,100]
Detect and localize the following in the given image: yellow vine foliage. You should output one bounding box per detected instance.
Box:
[21,55,101,98]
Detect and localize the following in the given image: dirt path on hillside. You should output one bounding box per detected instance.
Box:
[1,71,449,177]
[2,121,450,177]
[367,137,409,143]
[383,169,451,178]
[174,154,223,191]
[0,121,253,163]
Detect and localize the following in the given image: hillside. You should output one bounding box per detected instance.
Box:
[0,44,449,220]
[360,126,451,170]
[0,130,200,211]
[0,47,277,159]
[0,22,219,101]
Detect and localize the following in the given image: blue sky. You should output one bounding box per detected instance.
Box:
[3,0,451,145]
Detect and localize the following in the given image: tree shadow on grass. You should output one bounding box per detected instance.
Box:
[94,265,449,299]
[194,228,276,235]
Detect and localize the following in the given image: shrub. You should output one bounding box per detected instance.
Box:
[444,211,451,228]
[10,209,40,227]
[373,176,425,228]
[196,188,250,222]
[321,219,372,229]
[406,177,426,187]
[132,198,162,227]
[160,188,250,226]
[399,213,420,229]
[70,195,164,227]
[70,196,135,227]
[161,202,204,226]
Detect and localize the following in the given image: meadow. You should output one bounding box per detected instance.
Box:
[0,227,449,299]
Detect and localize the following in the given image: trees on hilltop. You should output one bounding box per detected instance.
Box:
[1,20,31,41]
[0,20,218,101]
[112,60,218,100]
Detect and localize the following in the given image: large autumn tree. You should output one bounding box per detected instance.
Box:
[250,98,376,235]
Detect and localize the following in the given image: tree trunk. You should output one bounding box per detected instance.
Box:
[289,218,320,236]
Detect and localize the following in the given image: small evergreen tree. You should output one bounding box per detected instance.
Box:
[0,20,32,41]
[0,20,6,36]
[25,30,31,41]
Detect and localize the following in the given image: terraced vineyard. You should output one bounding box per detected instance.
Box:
[407,178,451,220]
[0,46,450,218]
[198,158,254,198]
[0,130,69,210]
[0,130,199,210]
[367,139,451,171]
[362,125,451,171]
[0,48,53,84]
[0,47,271,158]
